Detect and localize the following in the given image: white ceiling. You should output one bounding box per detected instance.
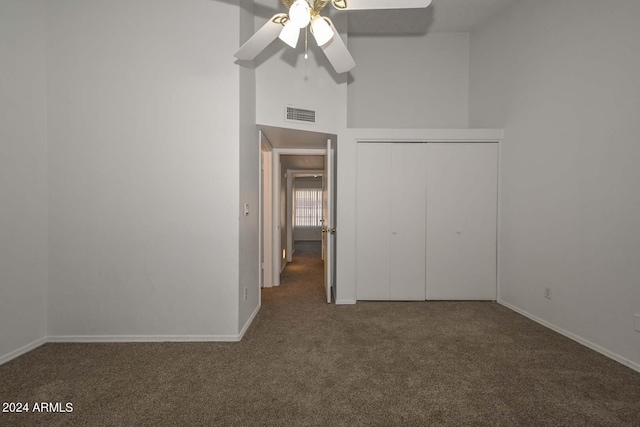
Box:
[281,154,325,171]
[252,0,520,34]
[346,0,519,34]
[431,0,519,33]
[260,125,335,149]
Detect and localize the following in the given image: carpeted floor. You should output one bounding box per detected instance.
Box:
[2,241,640,426]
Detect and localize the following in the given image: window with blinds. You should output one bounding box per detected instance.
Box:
[294,189,323,227]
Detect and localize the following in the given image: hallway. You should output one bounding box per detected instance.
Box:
[261,240,326,306]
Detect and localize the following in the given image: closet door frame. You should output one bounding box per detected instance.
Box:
[353,138,502,303]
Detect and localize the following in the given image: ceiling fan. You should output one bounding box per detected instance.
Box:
[234,0,433,74]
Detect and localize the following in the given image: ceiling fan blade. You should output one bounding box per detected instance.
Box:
[320,18,355,74]
[234,14,287,61]
[332,0,432,11]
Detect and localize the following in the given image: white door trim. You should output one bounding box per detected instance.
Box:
[272,150,281,284]
[272,148,328,286]
[323,138,335,304]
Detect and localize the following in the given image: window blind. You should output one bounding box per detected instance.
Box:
[294,189,323,227]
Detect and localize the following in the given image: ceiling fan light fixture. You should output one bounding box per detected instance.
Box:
[311,15,333,46]
[279,21,300,48]
[289,0,311,28]
[235,0,434,74]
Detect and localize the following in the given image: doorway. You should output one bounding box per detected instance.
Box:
[258,126,337,304]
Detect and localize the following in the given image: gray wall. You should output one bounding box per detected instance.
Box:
[470,0,640,368]
[2,0,257,361]
[0,0,48,362]
[238,0,260,336]
[347,32,469,128]
[44,0,246,338]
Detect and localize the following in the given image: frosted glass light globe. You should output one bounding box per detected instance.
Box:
[279,21,300,48]
[289,0,311,29]
[311,15,333,46]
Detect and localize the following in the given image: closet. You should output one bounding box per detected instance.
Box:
[356,142,498,301]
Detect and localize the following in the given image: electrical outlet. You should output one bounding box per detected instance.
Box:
[243,287,248,301]
[544,287,552,300]
[634,314,640,333]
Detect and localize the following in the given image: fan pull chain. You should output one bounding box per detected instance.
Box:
[304,27,309,59]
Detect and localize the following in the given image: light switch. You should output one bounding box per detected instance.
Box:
[243,203,249,216]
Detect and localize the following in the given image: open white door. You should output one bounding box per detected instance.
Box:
[260,135,273,288]
[322,139,335,304]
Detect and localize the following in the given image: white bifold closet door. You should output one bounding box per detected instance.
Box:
[425,143,498,300]
[389,144,426,300]
[356,143,426,301]
[356,143,390,300]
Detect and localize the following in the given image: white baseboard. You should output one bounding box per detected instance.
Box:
[47,334,244,343]
[3,302,254,363]
[238,302,261,340]
[335,299,357,305]
[498,300,640,374]
[0,337,47,365]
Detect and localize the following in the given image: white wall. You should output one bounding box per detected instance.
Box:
[256,45,342,134]
[238,0,260,334]
[46,0,243,338]
[347,33,469,129]
[0,0,49,362]
[470,0,640,369]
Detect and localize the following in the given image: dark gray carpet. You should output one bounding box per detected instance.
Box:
[1,241,639,426]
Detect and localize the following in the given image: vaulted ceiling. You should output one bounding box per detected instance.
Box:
[347,0,519,34]
[253,0,520,34]
[256,0,521,150]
